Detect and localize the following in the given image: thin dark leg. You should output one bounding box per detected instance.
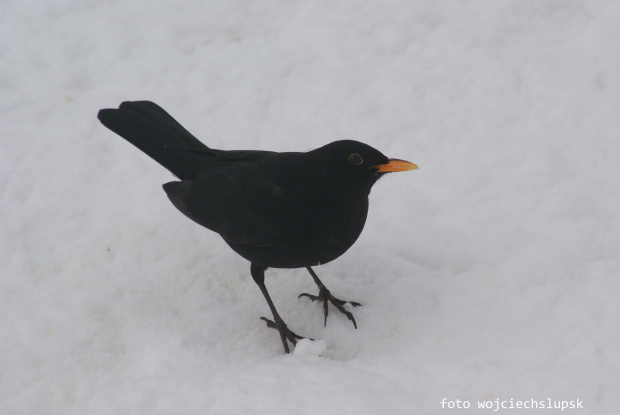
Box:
[298,266,361,329]
[251,263,305,353]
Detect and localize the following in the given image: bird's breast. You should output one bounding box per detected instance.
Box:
[290,193,370,265]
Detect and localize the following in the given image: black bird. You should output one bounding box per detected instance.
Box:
[98,101,418,353]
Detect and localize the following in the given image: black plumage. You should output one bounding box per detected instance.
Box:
[98,101,417,353]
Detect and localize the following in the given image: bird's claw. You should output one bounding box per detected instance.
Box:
[298,286,361,329]
[260,317,309,353]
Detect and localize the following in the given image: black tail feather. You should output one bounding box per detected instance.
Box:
[98,101,215,180]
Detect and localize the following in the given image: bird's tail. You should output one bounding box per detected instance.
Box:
[98,101,217,180]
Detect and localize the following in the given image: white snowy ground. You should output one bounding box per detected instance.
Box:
[2,0,619,413]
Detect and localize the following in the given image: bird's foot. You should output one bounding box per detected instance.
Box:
[298,286,362,329]
[260,316,309,353]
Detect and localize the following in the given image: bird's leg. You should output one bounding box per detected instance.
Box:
[251,264,305,353]
[298,266,362,329]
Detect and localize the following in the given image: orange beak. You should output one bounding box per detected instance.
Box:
[374,158,419,173]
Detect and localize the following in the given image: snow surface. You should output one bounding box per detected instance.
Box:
[2,0,620,413]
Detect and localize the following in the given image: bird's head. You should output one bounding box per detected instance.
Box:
[313,140,418,188]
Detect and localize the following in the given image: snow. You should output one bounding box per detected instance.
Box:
[293,338,327,357]
[2,0,619,413]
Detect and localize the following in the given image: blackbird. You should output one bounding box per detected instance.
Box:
[98,101,418,353]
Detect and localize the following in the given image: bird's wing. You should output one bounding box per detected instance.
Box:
[163,166,289,247]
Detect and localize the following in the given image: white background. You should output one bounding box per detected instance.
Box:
[2,1,619,413]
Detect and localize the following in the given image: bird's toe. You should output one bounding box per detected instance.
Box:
[260,317,309,353]
[298,286,362,329]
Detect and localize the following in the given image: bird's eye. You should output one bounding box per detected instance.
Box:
[348,153,363,166]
